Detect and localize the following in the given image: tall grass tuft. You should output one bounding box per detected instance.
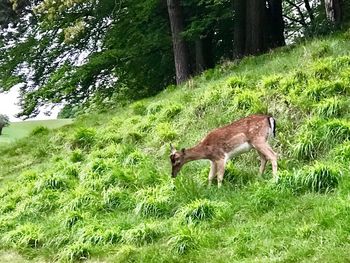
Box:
[71,127,96,150]
[134,185,172,217]
[298,162,342,193]
[167,227,198,254]
[121,223,161,246]
[176,199,227,224]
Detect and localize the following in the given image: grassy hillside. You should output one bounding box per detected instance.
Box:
[0,119,73,144]
[1,31,350,262]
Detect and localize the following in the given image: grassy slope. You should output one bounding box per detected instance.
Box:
[0,119,73,144]
[1,31,350,262]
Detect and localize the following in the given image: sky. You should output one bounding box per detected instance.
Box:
[0,85,60,121]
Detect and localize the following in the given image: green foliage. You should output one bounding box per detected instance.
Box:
[167,227,198,254]
[30,126,49,136]
[156,122,177,141]
[0,114,10,129]
[71,128,96,150]
[121,223,161,246]
[2,33,350,262]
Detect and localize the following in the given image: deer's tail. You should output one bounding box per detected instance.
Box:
[268,116,276,138]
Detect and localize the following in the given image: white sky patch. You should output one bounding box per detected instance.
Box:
[0,85,62,121]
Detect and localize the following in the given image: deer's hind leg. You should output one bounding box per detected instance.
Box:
[258,152,267,178]
[252,141,278,182]
[208,161,218,186]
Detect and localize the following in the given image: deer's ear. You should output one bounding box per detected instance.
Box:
[170,143,176,154]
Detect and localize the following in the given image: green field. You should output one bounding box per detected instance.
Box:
[0,119,73,144]
[1,32,350,262]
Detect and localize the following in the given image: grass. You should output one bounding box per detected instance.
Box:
[0,119,73,144]
[1,31,350,262]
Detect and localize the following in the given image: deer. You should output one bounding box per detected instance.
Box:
[169,114,278,187]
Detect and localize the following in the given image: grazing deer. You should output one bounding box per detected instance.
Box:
[170,114,277,187]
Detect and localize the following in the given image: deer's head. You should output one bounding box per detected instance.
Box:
[170,144,186,178]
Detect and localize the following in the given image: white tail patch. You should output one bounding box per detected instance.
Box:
[268,117,275,138]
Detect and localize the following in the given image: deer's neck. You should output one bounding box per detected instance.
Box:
[184,144,208,163]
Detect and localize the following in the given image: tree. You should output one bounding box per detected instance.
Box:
[167,0,191,84]
[233,0,285,57]
[324,0,343,26]
[0,114,10,136]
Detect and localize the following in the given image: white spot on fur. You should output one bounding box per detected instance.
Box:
[224,142,252,163]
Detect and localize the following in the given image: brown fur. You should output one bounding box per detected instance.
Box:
[170,114,278,187]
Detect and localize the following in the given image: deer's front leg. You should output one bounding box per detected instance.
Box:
[208,161,217,186]
[216,159,226,188]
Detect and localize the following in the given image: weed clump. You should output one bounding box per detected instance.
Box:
[278,163,342,194]
[156,122,177,141]
[121,223,161,246]
[168,227,198,254]
[2,223,43,248]
[134,185,172,217]
[71,128,96,150]
[59,242,91,262]
[30,126,49,136]
[177,199,227,224]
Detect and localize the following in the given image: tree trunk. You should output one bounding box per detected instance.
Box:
[195,33,214,73]
[167,0,191,84]
[0,127,2,136]
[245,0,267,55]
[267,0,285,48]
[325,0,342,26]
[233,0,246,58]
